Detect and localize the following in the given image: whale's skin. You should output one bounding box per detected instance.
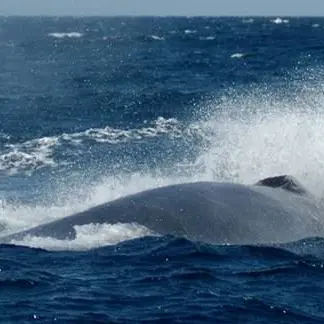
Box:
[1,176,324,245]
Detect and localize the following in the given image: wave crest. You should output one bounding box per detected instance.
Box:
[0,117,189,175]
[48,32,83,38]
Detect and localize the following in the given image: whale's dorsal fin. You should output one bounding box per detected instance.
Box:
[255,175,308,195]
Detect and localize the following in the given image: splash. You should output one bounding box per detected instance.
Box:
[3,71,324,250]
[0,172,184,239]
[10,223,155,251]
[191,81,324,196]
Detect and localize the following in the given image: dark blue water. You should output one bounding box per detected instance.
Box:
[1,16,324,322]
[2,237,324,323]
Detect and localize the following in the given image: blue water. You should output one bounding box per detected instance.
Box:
[1,16,324,322]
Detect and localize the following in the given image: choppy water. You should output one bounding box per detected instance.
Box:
[1,16,324,322]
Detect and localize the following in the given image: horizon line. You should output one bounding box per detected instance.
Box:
[0,14,324,18]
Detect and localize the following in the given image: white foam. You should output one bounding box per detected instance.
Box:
[150,35,164,41]
[0,137,58,175]
[271,18,289,24]
[48,32,83,38]
[0,173,179,251]
[184,29,197,34]
[63,117,183,143]
[0,117,184,175]
[0,132,10,140]
[10,223,155,251]
[312,24,320,28]
[200,36,215,41]
[231,53,244,59]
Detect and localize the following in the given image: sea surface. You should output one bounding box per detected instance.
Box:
[0,16,324,322]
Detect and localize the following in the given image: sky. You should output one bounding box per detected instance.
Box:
[1,0,324,16]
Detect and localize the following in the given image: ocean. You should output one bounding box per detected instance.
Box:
[0,16,324,323]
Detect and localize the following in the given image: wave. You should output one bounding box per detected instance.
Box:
[150,35,164,41]
[184,29,197,34]
[102,35,122,41]
[48,32,83,38]
[0,132,11,141]
[0,137,58,175]
[230,53,245,59]
[0,117,193,175]
[61,117,183,144]
[199,36,215,41]
[242,18,254,24]
[271,18,289,24]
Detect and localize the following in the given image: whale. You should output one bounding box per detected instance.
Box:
[1,175,324,245]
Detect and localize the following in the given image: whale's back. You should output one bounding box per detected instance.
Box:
[1,178,323,245]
